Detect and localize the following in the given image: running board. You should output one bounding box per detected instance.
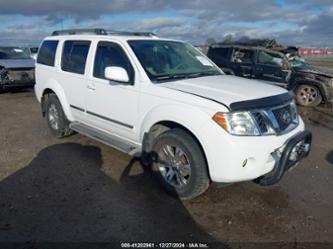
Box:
[70,122,141,156]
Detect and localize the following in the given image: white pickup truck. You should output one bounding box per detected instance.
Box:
[35,29,311,199]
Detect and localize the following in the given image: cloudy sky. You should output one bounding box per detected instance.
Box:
[0,0,332,47]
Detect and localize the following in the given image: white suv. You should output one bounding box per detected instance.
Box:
[35,29,311,199]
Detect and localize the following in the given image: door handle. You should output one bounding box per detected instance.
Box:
[87,83,96,90]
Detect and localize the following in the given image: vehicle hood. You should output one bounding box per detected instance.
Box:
[0,59,35,69]
[293,64,333,78]
[159,75,287,108]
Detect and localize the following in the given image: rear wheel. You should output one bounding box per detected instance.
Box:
[295,84,322,107]
[45,94,72,138]
[151,128,210,200]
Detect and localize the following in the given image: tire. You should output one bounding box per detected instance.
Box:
[295,84,322,107]
[45,94,72,138]
[151,128,210,200]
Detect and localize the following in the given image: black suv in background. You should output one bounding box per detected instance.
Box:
[207,45,333,107]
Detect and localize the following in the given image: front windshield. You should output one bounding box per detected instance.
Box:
[128,40,222,82]
[0,47,30,59]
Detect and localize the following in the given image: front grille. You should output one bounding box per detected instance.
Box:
[251,101,298,135]
[252,112,268,133]
[272,105,292,131]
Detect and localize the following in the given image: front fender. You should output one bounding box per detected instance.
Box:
[139,103,212,146]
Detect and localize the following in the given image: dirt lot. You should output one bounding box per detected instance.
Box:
[305,57,333,74]
[0,90,332,248]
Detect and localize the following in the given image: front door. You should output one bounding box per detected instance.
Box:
[85,41,139,141]
[254,50,288,87]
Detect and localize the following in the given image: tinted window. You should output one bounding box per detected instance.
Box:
[208,47,229,59]
[37,40,58,66]
[93,42,134,82]
[207,47,230,66]
[62,40,91,74]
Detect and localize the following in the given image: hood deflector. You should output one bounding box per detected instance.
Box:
[229,91,294,111]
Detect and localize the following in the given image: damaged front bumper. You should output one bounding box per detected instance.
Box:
[0,67,35,90]
[254,130,312,186]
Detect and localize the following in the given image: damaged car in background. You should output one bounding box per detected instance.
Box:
[207,44,333,107]
[0,47,35,92]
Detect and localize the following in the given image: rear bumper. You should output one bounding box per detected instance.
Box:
[254,130,311,185]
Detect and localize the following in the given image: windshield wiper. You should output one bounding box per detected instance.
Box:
[154,71,220,82]
[186,71,221,78]
[154,74,192,82]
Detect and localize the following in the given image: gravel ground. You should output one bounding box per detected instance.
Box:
[0,90,332,248]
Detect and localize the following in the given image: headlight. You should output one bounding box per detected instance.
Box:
[213,111,260,136]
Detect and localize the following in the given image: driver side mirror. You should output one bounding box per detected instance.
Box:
[104,66,129,83]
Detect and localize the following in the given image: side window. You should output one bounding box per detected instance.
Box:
[93,42,134,83]
[208,47,229,64]
[61,40,91,75]
[257,51,283,66]
[232,48,254,64]
[37,40,59,66]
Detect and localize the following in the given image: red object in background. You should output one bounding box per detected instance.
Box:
[298,48,333,56]
[326,49,333,55]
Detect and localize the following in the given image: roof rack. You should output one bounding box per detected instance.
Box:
[51,29,157,37]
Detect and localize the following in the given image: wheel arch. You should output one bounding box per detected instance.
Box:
[143,120,212,181]
[139,105,213,180]
[40,81,74,121]
[293,79,328,102]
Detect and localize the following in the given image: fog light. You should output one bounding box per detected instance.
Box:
[289,140,310,161]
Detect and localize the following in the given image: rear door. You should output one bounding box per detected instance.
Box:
[254,50,288,86]
[59,40,91,120]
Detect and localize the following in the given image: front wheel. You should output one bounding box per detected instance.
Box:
[295,84,322,107]
[151,128,210,200]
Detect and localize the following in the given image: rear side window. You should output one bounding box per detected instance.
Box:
[207,47,230,66]
[37,40,59,66]
[61,40,91,75]
[208,47,229,59]
[93,41,134,82]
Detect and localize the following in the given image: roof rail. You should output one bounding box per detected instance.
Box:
[52,29,107,36]
[106,30,157,37]
[51,29,157,37]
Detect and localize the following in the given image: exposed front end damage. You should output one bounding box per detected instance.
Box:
[290,67,333,103]
[0,67,35,90]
